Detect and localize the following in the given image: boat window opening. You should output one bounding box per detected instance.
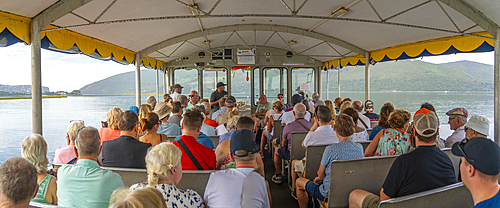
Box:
[263,67,284,103]
[202,68,227,99]
[292,67,315,100]
[174,68,198,96]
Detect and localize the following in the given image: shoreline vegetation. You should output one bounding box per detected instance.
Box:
[0,91,493,100]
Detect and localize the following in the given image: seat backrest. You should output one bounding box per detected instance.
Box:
[272,119,283,140]
[167,136,177,141]
[356,141,371,152]
[378,182,473,208]
[370,121,378,128]
[290,132,308,161]
[304,145,328,179]
[209,135,220,149]
[327,155,399,208]
[101,166,216,196]
[442,148,460,179]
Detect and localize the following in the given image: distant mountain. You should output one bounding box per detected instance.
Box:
[79,60,493,95]
[0,84,50,93]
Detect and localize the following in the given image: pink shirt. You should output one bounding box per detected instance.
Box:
[53,145,77,164]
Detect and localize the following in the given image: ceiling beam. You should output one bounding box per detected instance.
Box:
[138,24,367,58]
[33,0,93,28]
[439,0,499,37]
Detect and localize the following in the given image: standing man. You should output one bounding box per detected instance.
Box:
[252,95,272,127]
[171,84,183,102]
[452,137,500,207]
[210,82,228,113]
[445,108,468,147]
[186,91,199,109]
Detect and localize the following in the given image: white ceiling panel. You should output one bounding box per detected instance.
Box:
[369,0,429,20]
[210,0,291,15]
[388,1,459,32]
[0,0,58,18]
[466,0,500,29]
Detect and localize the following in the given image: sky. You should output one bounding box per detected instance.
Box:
[0,43,495,92]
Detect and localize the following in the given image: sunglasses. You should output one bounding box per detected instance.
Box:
[278,97,283,99]
[189,95,197,97]
[70,120,84,124]
[458,139,475,163]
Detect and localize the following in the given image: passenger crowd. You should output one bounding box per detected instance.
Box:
[1,82,499,208]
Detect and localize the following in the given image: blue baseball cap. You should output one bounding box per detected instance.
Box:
[230,129,259,157]
[128,106,139,115]
[452,137,500,175]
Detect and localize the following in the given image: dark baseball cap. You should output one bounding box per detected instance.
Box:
[226,95,236,107]
[230,129,259,157]
[173,84,184,89]
[291,94,303,105]
[452,137,500,175]
[216,82,227,88]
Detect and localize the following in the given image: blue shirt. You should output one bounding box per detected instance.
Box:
[370,126,385,141]
[157,122,181,136]
[211,107,227,120]
[319,141,364,197]
[472,190,500,208]
[57,159,124,208]
[174,132,214,149]
[201,122,216,136]
[219,129,236,144]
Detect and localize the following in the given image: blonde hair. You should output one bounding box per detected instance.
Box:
[109,187,167,208]
[200,102,211,115]
[21,134,49,173]
[107,107,123,130]
[227,115,241,131]
[145,143,182,186]
[273,101,285,112]
[138,104,152,121]
[324,100,337,118]
[228,108,240,120]
[339,101,352,114]
[199,98,209,103]
[67,120,85,143]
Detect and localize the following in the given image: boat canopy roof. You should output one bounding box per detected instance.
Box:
[0,0,499,70]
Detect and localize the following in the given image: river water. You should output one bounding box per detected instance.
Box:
[0,91,494,164]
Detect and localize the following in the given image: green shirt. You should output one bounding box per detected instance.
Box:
[186,101,197,110]
[57,159,124,208]
[256,102,273,119]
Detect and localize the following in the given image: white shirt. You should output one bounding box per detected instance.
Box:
[303,125,338,148]
[357,112,371,129]
[171,91,181,102]
[216,124,228,135]
[445,126,466,147]
[205,168,266,208]
[281,111,311,125]
[241,172,271,208]
[351,128,369,142]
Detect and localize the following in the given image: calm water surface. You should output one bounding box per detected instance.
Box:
[0,92,494,164]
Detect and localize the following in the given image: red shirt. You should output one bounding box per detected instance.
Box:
[98,128,121,144]
[172,135,216,170]
[204,119,217,127]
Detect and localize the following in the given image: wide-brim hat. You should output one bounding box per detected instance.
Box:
[154,102,173,120]
[464,115,490,136]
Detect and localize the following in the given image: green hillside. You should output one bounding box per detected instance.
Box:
[80,60,493,95]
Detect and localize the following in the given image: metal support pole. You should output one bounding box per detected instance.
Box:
[264,68,267,95]
[31,20,42,135]
[316,67,321,96]
[280,68,284,95]
[251,67,256,114]
[135,54,141,107]
[287,67,292,105]
[215,71,218,90]
[326,68,329,100]
[198,68,203,98]
[259,67,264,96]
[495,29,500,145]
[226,67,231,95]
[365,52,370,102]
[163,68,167,95]
[156,67,159,101]
[338,59,341,98]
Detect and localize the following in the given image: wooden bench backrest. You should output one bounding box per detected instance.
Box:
[304,145,328,179]
[327,155,399,208]
[378,182,473,208]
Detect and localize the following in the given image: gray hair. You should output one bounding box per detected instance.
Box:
[21,134,49,173]
[75,127,101,158]
[146,96,157,108]
[457,115,467,124]
[0,157,37,204]
[178,95,189,106]
[294,103,307,117]
[316,105,332,124]
[312,94,320,102]
[67,121,85,143]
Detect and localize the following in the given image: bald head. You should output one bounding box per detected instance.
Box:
[293,103,306,118]
[352,101,363,112]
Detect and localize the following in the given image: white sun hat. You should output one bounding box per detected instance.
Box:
[464,115,490,136]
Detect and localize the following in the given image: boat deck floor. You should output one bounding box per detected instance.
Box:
[263,150,300,208]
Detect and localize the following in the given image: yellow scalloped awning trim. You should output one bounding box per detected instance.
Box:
[140,57,165,70]
[0,11,31,43]
[324,32,494,69]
